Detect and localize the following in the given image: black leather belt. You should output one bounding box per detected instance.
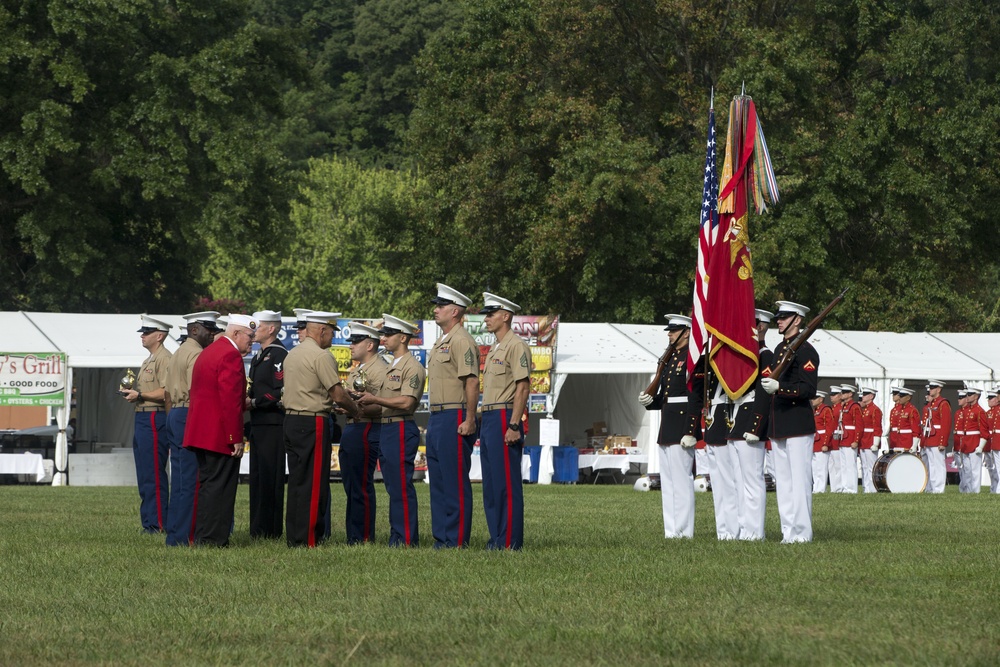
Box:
[136,407,163,413]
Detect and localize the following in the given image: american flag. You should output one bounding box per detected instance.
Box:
[687,102,719,384]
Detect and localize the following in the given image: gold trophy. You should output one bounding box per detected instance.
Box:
[119,369,136,396]
[351,368,369,396]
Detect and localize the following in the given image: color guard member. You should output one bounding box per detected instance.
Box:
[920,379,951,493]
[282,311,362,547]
[479,295,532,549]
[838,385,863,493]
[164,311,220,545]
[984,389,1000,494]
[760,301,818,544]
[339,323,389,544]
[247,310,288,539]
[729,307,774,541]
[356,315,426,547]
[858,387,883,494]
[639,314,703,539]
[122,315,173,533]
[427,284,481,549]
[704,369,740,541]
[812,391,834,493]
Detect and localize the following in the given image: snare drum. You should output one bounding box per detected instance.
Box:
[872,452,928,493]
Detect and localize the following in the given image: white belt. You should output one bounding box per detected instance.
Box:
[735,390,756,407]
[993,430,1000,434]
[666,396,687,404]
[955,431,966,436]
[817,429,827,435]
[863,428,874,432]
[844,425,856,430]
[900,429,913,434]
[711,397,729,406]
[966,431,980,435]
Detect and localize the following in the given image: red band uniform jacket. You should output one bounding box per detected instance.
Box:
[860,403,883,449]
[814,404,834,452]
[921,396,952,449]
[183,337,247,455]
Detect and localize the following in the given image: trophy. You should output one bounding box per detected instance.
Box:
[351,368,369,396]
[119,369,136,396]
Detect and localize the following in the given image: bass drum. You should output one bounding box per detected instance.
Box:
[872,452,928,493]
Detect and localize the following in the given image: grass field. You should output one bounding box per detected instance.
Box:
[1,483,998,666]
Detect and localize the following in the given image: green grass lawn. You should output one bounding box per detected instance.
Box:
[1,483,998,666]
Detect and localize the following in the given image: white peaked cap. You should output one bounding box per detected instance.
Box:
[252,310,282,323]
[926,379,945,388]
[182,311,222,331]
[480,292,521,314]
[138,315,171,333]
[349,323,382,341]
[755,309,774,322]
[861,387,877,395]
[775,301,810,318]
[432,283,472,308]
[378,314,418,335]
[663,313,692,331]
[304,311,342,327]
[840,384,857,393]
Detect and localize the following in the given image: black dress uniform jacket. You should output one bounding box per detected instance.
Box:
[767,339,819,439]
[704,373,729,446]
[249,343,288,425]
[645,344,704,445]
[727,345,773,440]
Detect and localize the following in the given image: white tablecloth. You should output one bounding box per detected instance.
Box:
[0,453,47,482]
[578,454,649,474]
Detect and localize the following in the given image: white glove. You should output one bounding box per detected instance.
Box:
[879,442,889,455]
[760,378,779,395]
[744,432,760,445]
[975,439,987,455]
[680,435,697,448]
[910,438,920,454]
[871,436,881,451]
[638,392,653,407]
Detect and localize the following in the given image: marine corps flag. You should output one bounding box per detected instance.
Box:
[704,94,778,399]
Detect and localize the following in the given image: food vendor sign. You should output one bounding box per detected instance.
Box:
[0,352,68,406]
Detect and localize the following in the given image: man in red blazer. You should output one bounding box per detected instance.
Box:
[184,314,256,546]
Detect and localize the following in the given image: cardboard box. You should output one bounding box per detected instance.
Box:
[592,421,609,436]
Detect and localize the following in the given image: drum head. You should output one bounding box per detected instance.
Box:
[885,453,928,493]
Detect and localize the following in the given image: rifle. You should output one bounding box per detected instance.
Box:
[644,340,677,397]
[770,287,849,380]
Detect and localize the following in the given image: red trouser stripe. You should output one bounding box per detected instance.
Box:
[362,423,372,541]
[400,422,411,545]
[457,409,466,546]
[150,412,164,530]
[501,409,513,549]
[189,478,200,544]
[308,416,323,548]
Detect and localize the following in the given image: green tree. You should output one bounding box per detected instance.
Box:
[0,0,303,312]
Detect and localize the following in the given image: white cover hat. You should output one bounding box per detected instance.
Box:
[252,310,282,323]
[926,379,946,388]
[755,309,774,322]
[348,323,382,341]
[830,385,842,393]
[303,311,342,329]
[663,313,692,331]
[182,311,222,331]
[860,387,877,395]
[816,390,828,398]
[480,292,521,314]
[431,283,472,308]
[378,314,418,335]
[774,301,810,318]
[840,384,857,394]
[137,315,171,333]
[898,387,914,396]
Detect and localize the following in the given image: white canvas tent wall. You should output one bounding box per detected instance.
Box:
[3,312,181,485]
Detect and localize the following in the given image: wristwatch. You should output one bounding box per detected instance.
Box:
[507,422,521,432]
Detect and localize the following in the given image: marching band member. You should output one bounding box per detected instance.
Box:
[812,391,834,493]
[838,385,863,493]
[858,387,883,494]
[958,387,987,493]
[952,390,969,490]
[985,389,1000,494]
[920,379,951,493]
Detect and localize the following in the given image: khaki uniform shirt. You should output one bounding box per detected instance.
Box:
[428,325,480,406]
[282,337,341,413]
[165,338,203,406]
[136,345,171,409]
[381,352,426,419]
[482,329,531,406]
[347,355,390,420]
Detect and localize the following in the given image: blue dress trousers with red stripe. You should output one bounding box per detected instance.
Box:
[427,408,475,548]
[339,421,381,544]
[284,414,332,548]
[133,410,169,532]
[480,409,524,550]
[165,407,198,546]
[379,419,420,547]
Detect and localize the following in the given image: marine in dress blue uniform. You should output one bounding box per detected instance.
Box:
[164,311,221,545]
[479,293,531,550]
[248,310,288,539]
[356,315,426,547]
[427,284,481,548]
[123,315,172,533]
[339,323,389,544]
[760,301,819,544]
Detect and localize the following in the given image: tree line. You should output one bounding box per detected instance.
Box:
[2,0,998,331]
